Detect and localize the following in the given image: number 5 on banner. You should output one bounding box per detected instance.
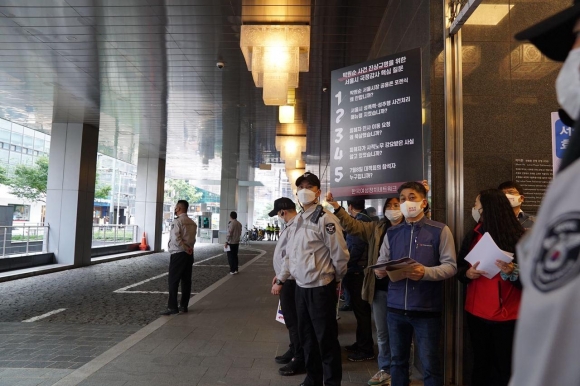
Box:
[335,167,343,183]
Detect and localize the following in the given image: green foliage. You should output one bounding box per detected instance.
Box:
[94,185,112,199]
[0,165,8,185]
[8,156,49,203]
[165,179,202,204]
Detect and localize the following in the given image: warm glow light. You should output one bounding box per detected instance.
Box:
[286,168,306,191]
[276,134,306,170]
[465,4,514,26]
[241,25,310,106]
[279,105,295,123]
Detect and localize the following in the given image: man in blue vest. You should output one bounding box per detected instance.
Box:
[374,181,456,386]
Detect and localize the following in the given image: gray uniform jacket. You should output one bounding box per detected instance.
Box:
[226,219,242,244]
[282,205,349,288]
[273,215,296,282]
[168,213,197,254]
[509,158,580,386]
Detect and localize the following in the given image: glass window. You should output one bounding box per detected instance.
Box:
[21,154,33,165]
[9,152,21,164]
[0,119,10,130]
[9,145,15,151]
[34,138,44,151]
[33,150,38,156]
[2,143,9,150]
[14,146,21,153]
[0,149,9,163]
[0,129,10,142]
[23,135,33,148]
[11,132,22,145]
[11,205,30,221]
[11,124,23,133]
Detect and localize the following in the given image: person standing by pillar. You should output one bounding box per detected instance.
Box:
[282,172,350,386]
[226,211,242,275]
[269,197,305,376]
[160,200,197,315]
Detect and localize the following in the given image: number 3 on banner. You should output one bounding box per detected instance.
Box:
[334,128,343,143]
[335,167,343,183]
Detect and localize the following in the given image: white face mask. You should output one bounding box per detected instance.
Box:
[278,211,286,225]
[505,194,522,208]
[384,209,403,222]
[297,188,317,205]
[472,207,481,223]
[400,200,423,219]
[556,47,580,120]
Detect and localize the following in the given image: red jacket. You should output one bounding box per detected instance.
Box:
[461,224,521,322]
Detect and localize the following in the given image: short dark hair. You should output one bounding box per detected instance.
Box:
[397,181,427,198]
[177,200,189,211]
[346,199,365,210]
[498,181,524,196]
[230,211,237,219]
[366,207,377,215]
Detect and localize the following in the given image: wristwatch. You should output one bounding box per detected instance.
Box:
[275,279,284,285]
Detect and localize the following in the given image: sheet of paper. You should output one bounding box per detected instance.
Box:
[464,232,513,279]
[369,257,420,282]
[224,245,231,252]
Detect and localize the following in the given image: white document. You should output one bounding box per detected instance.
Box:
[224,245,231,252]
[464,232,514,279]
[276,300,285,324]
[369,257,420,282]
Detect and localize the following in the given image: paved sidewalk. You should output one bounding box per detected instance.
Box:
[1,243,424,385]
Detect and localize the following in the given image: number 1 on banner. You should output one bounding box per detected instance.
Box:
[335,91,342,105]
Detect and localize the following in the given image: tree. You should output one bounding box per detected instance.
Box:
[8,156,48,203]
[165,179,202,204]
[94,185,112,199]
[0,165,8,185]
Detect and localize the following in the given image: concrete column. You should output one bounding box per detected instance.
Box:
[219,108,240,243]
[46,123,99,266]
[135,157,166,251]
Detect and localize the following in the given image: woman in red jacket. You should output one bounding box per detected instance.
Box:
[457,189,525,386]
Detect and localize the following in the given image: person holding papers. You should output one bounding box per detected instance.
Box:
[457,189,525,386]
[374,181,456,386]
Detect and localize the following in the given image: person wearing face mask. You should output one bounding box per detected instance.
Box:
[268,197,306,377]
[281,172,349,386]
[325,193,405,386]
[505,3,580,385]
[160,200,197,316]
[374,181,456,386]
[497,181,535,229]
[337,199,374,362]
[457,190,525,386]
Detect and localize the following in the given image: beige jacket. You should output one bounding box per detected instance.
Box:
[168,213,197,254]
[226,219,242,244]
[333,206,390,304]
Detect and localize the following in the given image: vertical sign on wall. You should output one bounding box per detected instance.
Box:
[330,48,423,200]
[551,111,574,174]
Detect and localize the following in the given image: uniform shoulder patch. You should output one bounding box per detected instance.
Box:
[325,223,336,235]
[532,212,580,292]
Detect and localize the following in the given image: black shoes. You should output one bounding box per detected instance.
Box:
[179,306,188,313]
[338,304,352,311]
[278,358,305,376]
[347,350,375,362]
[159,308,178,316]
[344,342,359,352]
[275,348,293,364]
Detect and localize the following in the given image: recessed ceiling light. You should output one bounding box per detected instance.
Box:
[66,36,77,41]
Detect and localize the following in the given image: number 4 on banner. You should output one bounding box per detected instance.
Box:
[334,147,343,160]
[335,167,343,183]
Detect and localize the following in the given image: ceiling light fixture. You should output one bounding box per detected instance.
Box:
[240,25,310,106]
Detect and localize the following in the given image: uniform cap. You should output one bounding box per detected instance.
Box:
[295,172,321,188]
[268,197,296,217]
[514,0,580,62]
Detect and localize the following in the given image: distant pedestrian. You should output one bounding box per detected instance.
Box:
[225,211,242,275]
[160,200,197,315]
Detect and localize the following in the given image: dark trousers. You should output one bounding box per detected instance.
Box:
[167,252,194,310]
[296,281,342,386]
[466,313,516,386]
[226,243,239,272]
[342,271,374,354]
[279,279,303,362]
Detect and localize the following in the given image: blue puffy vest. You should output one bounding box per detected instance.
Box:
[386,217,445,312]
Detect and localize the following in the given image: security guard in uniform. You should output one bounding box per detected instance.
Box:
[281,172,349,386]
